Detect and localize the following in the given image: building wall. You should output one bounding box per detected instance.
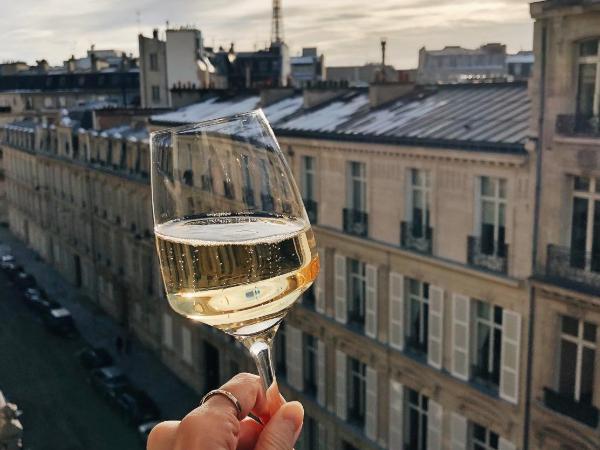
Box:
[529,2,600,449]
[138,33,169,108]
[165,29,202,92]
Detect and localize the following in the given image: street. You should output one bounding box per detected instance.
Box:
[0,269,141,450]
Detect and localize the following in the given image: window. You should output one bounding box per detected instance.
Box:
[347,161,366,211]
[576,39,599,118]
[406,389,428,450]
[275,323,287,377]
[570,176,600,272]
[151,85,161,102]
[347,258,366,330]
[241,155,254,206]
[300,416,319,450]
[347,357,366,426]
[408,169,431,238]
[260,159,273,209]
[471,422,499,450]
[559,316,596,405]
[303,334,318,396]
[302,156,315,201]
[406,279,429,355]
[473,301,503,388]
[149,52,159,71]
[478,176,507,256]
[201,159,213,192]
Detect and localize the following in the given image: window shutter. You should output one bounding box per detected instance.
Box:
[388,380,404,450]
[334,254,347,324]
[317,423,328,450]
[285,325,304,391]
[451,293,470,381]
[365,366,378,441]
[181,326,192,365]
[473,176,482,235]
[315,248,326,314]
[500,309,521,404]
[450,412,468,450]
[335,350,347,420]
[428,285,444,369]
[499,437,517,450]
[389,272,405,350]
[317,339,326,407]
[405,169,413,221]
[365,264,378,339]
[427,400,442,450]
[162,313,173,349]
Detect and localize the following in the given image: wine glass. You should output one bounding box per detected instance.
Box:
[150,109,319,391]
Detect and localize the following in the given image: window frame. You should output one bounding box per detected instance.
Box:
[470,422,499,450]
[301,155,315,201]
[406,388,429,450]
[406,278,430,355]
[408,168,431,237]
[302,333,318,396]
[472,300,503,388]
[478,176,507,256]
[570,175,600,271]
[347,161,367,212]
[576,38,600,117]
[347,357,366,426]
[347,258,366,329]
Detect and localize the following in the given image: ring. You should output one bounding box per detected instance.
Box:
[200,389,244,420]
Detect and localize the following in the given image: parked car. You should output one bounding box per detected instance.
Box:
[77,347,114,371]
[41,307,78,337]
[14,271,36,289]
[112,386,160,425]
[137,420,160,444]
[89,367,130,399]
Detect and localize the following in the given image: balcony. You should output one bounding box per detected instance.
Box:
[467,236,508,274]
[543,388,599,428]
[343,208,368,237]
[545,244,600,292]
[400,221,432,254]
[555,114,600,138]
[304,199,318,224]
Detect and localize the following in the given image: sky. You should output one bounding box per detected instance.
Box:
[0,0,534,69]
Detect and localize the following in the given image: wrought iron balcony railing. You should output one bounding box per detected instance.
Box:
[304,199,318,224]
[543,388,599,428]
[467,236,508,274]
[343,208,368,237]
[400,221,432,254]
[555,114,600,138]
[545,244,600,291]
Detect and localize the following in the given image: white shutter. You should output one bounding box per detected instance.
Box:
[365,366,378,440]
[162,313,173,349]
[365,264,378,339]
[499,437,517,450]
[405,168,414,221]
[451,294,470,381]
[181,326,192,365]
[428,285,444,369]
[427,400,442,450]
[317,423,328,450]
[388,380,404,450]
[317,339,326,406]
[450,412,468,450]
[389,272,405,351]
[335,350,347,420]
[334,254,347,324]
[474,176,482,235]
[500,309,521,404]
[315,248,326,314]
[285,325,304,391]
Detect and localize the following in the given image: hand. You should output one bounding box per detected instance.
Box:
[147,373,304,450]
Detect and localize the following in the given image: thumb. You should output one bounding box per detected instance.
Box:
[255,401,304,450]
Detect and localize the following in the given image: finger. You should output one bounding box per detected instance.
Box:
[147,421,179,450]
[237,418,263,450]
[174,373,268,450]
[255,402,304,450]
[266,383,286,418]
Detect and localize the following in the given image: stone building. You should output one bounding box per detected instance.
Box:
[139,30,169,109]
[528,1,600,449]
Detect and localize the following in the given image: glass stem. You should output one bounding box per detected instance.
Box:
[238,322,279,391]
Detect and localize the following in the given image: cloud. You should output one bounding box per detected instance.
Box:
[0,0,533,68]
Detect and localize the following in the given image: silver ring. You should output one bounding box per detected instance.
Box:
[200,389,243,420]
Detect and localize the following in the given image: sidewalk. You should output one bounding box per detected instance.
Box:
[0,226,198,421]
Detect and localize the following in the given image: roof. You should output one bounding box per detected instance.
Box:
[276,83,530,152]
[507,52,534,64]
[148,83,530,153]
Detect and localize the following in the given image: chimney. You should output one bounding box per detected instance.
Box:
[302,80,350,109]
[36,59,49,73]
[369,81,415,108]
[152,28,159,39]
[65,55,76,73]
[90,48,98,72]
[260,87,295,107]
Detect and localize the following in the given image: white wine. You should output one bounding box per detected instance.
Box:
[155,216,319,335]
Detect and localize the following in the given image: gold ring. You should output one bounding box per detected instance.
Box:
[200,389,243,420]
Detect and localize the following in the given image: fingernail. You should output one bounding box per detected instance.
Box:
[281,401,304,434]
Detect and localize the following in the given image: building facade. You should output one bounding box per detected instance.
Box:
[139,30,169,109]
[291,48,325,87]
[528,1,600,449]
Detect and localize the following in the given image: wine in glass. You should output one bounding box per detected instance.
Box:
[150,110,319,391]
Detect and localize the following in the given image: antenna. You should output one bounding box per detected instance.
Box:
[271,0,284,44]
